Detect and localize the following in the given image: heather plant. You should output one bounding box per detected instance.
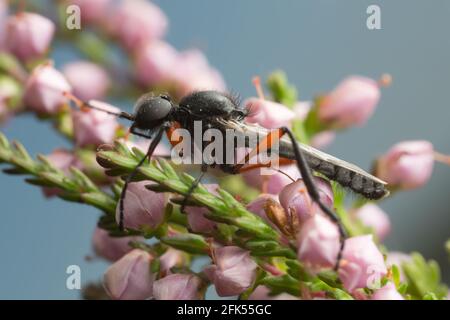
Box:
[0,0,449,300]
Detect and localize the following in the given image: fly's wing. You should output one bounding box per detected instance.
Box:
[221,120,388,199]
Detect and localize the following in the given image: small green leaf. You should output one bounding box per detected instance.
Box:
[161,234,209,254]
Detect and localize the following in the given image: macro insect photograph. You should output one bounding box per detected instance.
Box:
[0,0,449,303]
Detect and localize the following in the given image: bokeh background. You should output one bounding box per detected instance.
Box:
[0,0,449,299]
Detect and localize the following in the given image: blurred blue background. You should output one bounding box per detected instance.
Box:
[0,0,449,299]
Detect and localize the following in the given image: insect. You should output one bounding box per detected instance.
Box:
[66,90,389,270]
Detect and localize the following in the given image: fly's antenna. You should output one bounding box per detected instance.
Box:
[63,92,135,121]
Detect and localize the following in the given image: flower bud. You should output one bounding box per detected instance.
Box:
[352,204,391,242]
[279,178,333,223]
[109,0,167,51]
[375,140,434,190]
[153,274,204,300]
[338,235,387,292]
[297,214,340,271]
[160,248,188,274]
[115,181,166,231]
[243,164,301,194]
[245,98,295,129]
[24,63,72,114]
[71,100,119,147]
[5,12,55,62]
[103,249,155,300]
[92,227,144,262]
[248,285,298,300]
[204,246,257,297]
[185,184,219,233]
[63,61,110,101]
[371,282,404,300]
[318,76,380,129]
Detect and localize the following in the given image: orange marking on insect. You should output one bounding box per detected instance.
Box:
[166,122,182,147]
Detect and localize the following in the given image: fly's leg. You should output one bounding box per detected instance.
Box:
[118,124,168,231]
[180,164,208,214]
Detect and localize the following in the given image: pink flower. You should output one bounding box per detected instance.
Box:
[338,235,387,292]
[62,61,110,101]
[375,140,434,190]
[67,0,112,24]
[245,98,295,129]
[24,63,72,114]
[0,0,7,49]
[125,138,170,158]
[318,76,380,129]
[246,193,279,227]
[185,184,219,233]
[92,227,144,262]
[134,41,179,86]
[153,274,204,300]
[115,181,166,231]
[371,282,404,300]
[160,248,187,274]
[103,249,155,300]
[248,285,298,300]
[279,178,333,223]
[5,12,55,62]
[173,49,226,96]
[109,0,167,51]
[243,164,301,194]
[71,100,119,147]
[352,204,391,242]
[204,246,257,297]
[386,251,411,282]
[42,149,82,197]
[297,214,340,271]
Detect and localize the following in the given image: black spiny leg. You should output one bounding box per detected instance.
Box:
[119,124,168,230]
[280,127,347,270]
[180,164,207,214]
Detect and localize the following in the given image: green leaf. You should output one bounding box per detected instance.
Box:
[161,234,209,254]
[266,70,298,108]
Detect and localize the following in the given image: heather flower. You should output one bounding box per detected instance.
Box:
[67,0,112,24]
[246,193,279,228]
[297,214,340,271]
[375,140,434,190]
[339,235,387,292]
[109,0,168,51]
[242,163,301,194]
[204,246,257,297]
[24,63,72,114]
[153,274,204,300]
[62,61,110,101]
[4,12,55,62]
[352,203,391,241]
[318,76,381,129]
[386,251,411,282]
[160,248,188,274]
[92,227,144,262]
[71,100,119,147]
[279,178,334,223]
[103,249,155,300]
[371,282,404,300]
[248,285,298,300]
[185,184,219,233]
[244,98,295,129]
[115,181,166,231]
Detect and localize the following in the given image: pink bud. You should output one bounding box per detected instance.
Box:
[297,214,340,271]
[115,181,166,231]
[42,149,82,197]
[338,235,387,292]
[371,282,404,300]
[67,0,112,24]
[103,249,155,300]
[62,61,110,101]
[92,227,144,262]
[109,0,168,51]
[134,41,179,87]
[245,98,295,129]
[243,164,301,194]
[24,63,72,114]
[125,138,170,158]
[375,140,434,190]
[204,246,257,297]
[352,204,391,242]
[279,178,333,223]
[318,76,380,129]
[386,251,411,282]
[185,184,219,233]
[160,248,187,274]
[153,274,203,300]
[174,49,226,96]
[71,100,119,147]
[5,12,55,62]
[248,285,298,300]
